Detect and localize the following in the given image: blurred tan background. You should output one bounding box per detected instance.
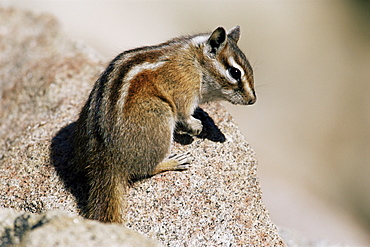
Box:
[4,1,370,245]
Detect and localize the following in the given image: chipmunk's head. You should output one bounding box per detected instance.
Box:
[197,26,256,105]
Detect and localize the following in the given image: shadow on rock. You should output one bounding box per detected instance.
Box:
[174,107,226,145]
[50,122,89,214]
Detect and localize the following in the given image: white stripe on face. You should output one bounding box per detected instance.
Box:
[227,57,245,84]
[228,57,254,96]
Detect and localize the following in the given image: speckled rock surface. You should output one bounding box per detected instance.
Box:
[0,7,285,246]
[0,208,162,247]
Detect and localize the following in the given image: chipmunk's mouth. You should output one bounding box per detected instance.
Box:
[229,95,256,105]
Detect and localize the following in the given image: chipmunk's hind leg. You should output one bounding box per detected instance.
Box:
[152,153,192,175]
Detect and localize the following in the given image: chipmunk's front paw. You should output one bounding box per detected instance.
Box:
[175,116,203,136]
[187,117,203,136]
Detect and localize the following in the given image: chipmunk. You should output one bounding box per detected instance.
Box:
[73,25,256,223]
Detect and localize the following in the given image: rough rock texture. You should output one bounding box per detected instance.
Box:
[0,208,162,247]
[0,7,285,246]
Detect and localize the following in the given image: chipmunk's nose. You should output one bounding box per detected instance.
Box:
[247,90,257,105]
[248,97,256,105]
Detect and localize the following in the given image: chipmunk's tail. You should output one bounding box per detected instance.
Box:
[85,165,128,224]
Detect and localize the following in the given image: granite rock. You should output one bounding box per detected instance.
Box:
[0,7,285,246]
[0,208,162,247]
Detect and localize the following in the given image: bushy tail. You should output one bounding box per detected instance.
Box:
[85,167,128,224]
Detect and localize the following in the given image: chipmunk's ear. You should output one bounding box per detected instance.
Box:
[227,25,240,43]
[206,27,226,56]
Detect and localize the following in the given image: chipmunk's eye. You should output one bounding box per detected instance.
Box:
[228,67,241,81]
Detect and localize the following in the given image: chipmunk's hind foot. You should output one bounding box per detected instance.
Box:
[153,153,192,175]
[168,153,193,170]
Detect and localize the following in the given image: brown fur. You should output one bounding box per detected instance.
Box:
[73,26,256,223]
